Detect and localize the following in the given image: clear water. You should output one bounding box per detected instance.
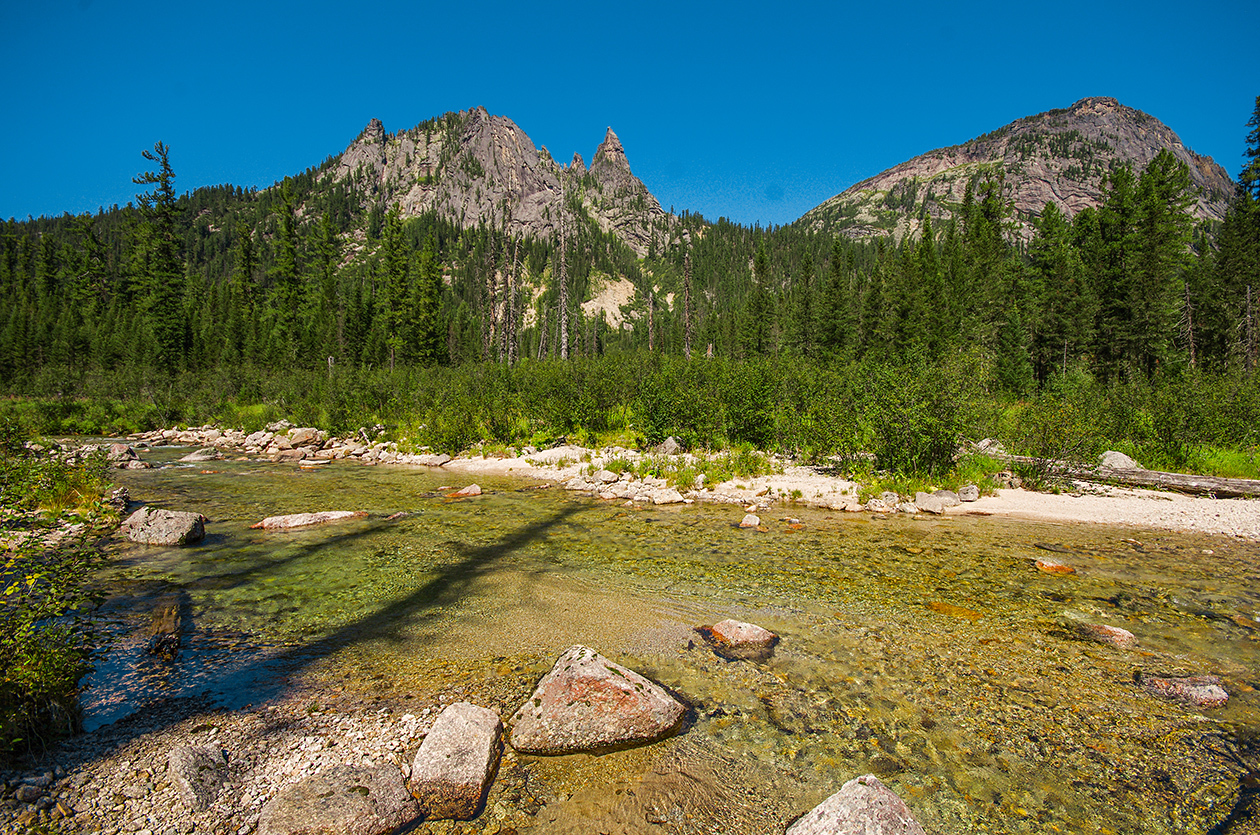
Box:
[92,447,1260,834]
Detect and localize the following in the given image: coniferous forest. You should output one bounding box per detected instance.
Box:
[2,99,1259,477]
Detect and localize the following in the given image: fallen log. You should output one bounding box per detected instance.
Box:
[1003,454,1260,499]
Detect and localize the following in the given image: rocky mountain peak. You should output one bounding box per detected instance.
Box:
[797,97,1235,241]
[570,152,587,176]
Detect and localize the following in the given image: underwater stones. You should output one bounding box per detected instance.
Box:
[1036,558,1076,574]
[122,507,206,546]
[257,764,419,835]
[450,484,482,497]
[740,513,761,528]
[167,745,226,811]
[697,619,779,661]
[787,774,926,835]
[1139,674,1229,708]
[1076,622,1137,648]
[509,645,686,755]
[409,702,502,820]
[250,510,368,530]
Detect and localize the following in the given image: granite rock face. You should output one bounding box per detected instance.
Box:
[509,645,686,754]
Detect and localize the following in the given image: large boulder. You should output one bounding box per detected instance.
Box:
[121,507,206,546]
[1100,450,1142,470]
[787,774,926,835]
[410,702,502,820]
[257,765,419,835]
[250,511,368,530]
[167,745,226,811]
[697,619,779,661]
[509,645,686,755]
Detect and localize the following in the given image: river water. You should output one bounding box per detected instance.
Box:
[89,447,1260,834]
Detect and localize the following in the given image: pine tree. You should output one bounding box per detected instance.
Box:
[131,142,184,366]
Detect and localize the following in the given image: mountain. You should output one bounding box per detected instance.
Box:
[327,107,668,255]
[796,97,1236,240]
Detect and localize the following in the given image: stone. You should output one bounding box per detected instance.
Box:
[913,492,946,515]
[250,511,368,530]
[932,490,961,507]
[1036,558,1076,575]
[273,448,308,462]
[739,513,761,528]
[864,498,889,513]
[787,774,926,835]
[653,488,685,505]
[287,427,322,447]
[167,745,226,811]
[121,507,206,546]
[418,453,452,467]
[450,484,482,497]
[257,764,419,835]
[698,619,779,661]
[1077,622,1137,649]
[1140,674,1229,708]
[879,491,900,506]
[14,784,42,803]
[106,443,137,462]
[179,447,222,463]
[656,437,682,455]
[119,459,153,469]
[1100,450,1142,470]
[409,702,502,821]
[509,645,686,755]
[958,484,981,502]
[897,502,919,515]
[594,469,619,484]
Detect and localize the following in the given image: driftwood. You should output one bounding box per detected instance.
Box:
[1004,454,1260,499]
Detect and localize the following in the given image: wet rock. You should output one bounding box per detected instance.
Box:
[409,702,502,821]
[739,513,761,528]
[1100,450,1142,469]
[118,458,153,469]
[1035,558,1076,575]
[122,507,206,546]
[106,443,137,462]
[697,619,779,661]
[179,447,223,463]
[1076,622,1137,649]
[509,645,686,754]
[787,774,926,835]
[167,745,226,811]
[451,484,482,497]
[958,484,980,502]
[1139,674,1229,708]
[257,764,419,835]
[250,510,368,530]
[147,594,186,660]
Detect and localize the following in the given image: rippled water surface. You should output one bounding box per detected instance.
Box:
[92,448,1260,834]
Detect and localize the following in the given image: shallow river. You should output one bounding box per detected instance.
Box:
[91,448,1260,834]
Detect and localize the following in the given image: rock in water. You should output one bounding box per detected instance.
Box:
[1139,674,1229,708]
[410,702,502,820]
[179,447,223,463]
[697,619,779,661]
[1077,622,1137,649]
[509,645,686,754]
[739,513,761,528]
[1036,558,1076,575]
[913,492,946,515]
[787,774,926,835]
[450,484,482,497]
[167,745,226,811]
[257,765,419,835]
[250,510,368,530]
[121,507,206,546]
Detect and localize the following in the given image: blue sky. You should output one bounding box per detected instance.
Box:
[2,0,1257,227]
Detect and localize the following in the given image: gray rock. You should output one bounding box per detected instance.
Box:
[14,784,42,803]
[121,507,206,546]
[864,498,889,513]
[509,645,686,755]
[106,443,136,462]
[913,492,946,515]
[418,453,452,467]
[287,427,322,447]
[178,447,222,463]
[897,502,920,515]
[698,619,778,661]
[653,488,685,505]
[739,513,761,528]
[958,484,981,502]
[272,448,308,462]
[787,774,926,835]
[167,745,226,811]
[879,491,901,506]
[250,511,368,530]
[118,459,153,470]
[410,702,502,821]
[1100,450,1142,470]
[594,469,619,484]
[258,764,419,835]
[933,490,961,507]
[656,436,681,456]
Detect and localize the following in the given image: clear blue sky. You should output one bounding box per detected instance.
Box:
[2,0,1257,227]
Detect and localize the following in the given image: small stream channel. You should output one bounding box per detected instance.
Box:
[88,446,1260,834]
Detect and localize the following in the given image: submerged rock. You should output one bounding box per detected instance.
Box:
[1076,622,1137,649]
[450,484,482,497]
[1139,673,1229,708]
[257,764,419,835]
[410,702,502,820]
[250,510,368,530]
[167,745,226,811]
[122,507,206,546]
[697,619,779,661]
[179,447,223,463]
[509,645,686,754]
[787,774,925,835]
[1036,558,1076,575]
